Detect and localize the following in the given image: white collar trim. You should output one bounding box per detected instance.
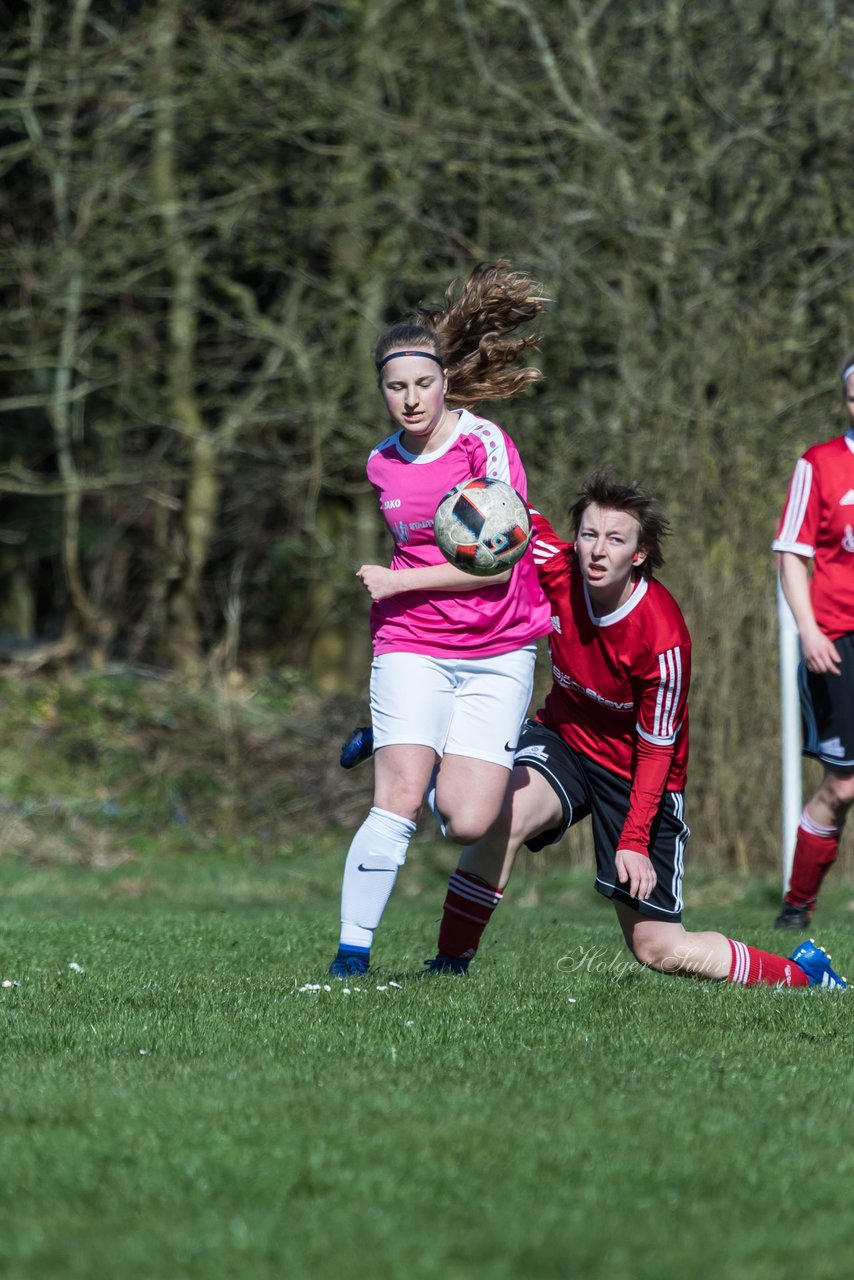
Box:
[583,575,649,626]
[395,411,464,463]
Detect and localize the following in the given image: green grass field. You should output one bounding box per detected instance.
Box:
[0,847,851,1280]
[0,674,850,1277]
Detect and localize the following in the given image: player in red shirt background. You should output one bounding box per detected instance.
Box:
[772,352,854,930]
[427,470,846,989]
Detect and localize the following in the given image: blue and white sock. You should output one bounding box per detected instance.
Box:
[339,807,417,950]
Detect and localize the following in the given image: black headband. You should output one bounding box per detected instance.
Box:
[376,349,445,373]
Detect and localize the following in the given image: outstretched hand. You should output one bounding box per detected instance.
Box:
[616,848,657,901]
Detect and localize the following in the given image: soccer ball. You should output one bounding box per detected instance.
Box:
[433,477,532,576]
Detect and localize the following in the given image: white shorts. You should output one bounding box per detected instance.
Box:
[369,646,537,770]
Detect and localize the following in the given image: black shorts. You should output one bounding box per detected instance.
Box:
[800,632,854,773]
[514,719,689,921]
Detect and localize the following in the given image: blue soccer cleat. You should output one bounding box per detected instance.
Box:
[789,939,847,990]
[340,725,374,769]
[328,947,370,980]
[423,954,470,975]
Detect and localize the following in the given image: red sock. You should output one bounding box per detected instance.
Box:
[728,939,810,987]
[437,869,503,960]
[785,811,841,908]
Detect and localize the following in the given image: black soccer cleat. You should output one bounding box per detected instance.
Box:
[340,725,374,769]
[774,901,813,931]
[423,954,470,975]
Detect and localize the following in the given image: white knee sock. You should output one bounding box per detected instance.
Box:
[339,807,417,949]
[424,763,448,837]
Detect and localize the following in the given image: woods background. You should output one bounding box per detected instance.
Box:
[2,0,854,872]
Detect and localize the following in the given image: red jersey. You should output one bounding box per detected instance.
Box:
[772,432,854,641]
[530,511,691,853]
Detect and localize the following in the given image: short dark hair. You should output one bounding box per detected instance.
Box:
[569,469,669,578]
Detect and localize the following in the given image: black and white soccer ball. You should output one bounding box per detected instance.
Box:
[433,477,532,576]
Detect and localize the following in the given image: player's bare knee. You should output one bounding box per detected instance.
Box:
[377,789,423,824]
[829,780,854,813]
[817,769,854,813]
[442,813,486,845]
[628,933,671,971]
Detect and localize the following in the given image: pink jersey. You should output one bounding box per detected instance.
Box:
[773,432,854,641]
[365,408,552,658]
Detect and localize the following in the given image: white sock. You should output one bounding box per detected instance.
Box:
[424,763,448,837]
[339,807,417,949]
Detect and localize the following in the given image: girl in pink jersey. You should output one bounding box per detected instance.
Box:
[329,263,553,979]
[772,351,854,930]
[427,471,846,989]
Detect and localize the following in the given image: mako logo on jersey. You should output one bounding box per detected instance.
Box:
[839,490,854,506]
[382,498,402,510]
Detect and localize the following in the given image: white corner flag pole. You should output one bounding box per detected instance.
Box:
[777,573,802,895]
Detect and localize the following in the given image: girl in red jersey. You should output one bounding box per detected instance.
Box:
[328,263,553,980]
[772,352,854,930]
[428,471,846,989]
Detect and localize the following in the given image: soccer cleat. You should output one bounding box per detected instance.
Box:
[328,947,370,979]
[774,901,813,930]
[423,954,470,975]
[340,725,374,769]
[789,939,847,990]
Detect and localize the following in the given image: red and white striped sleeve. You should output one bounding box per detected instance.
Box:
[620,613,691,854]
[772,455,818,558]
[529,508,571,598]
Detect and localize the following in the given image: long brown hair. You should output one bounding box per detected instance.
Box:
[374,260,547,408]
